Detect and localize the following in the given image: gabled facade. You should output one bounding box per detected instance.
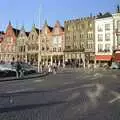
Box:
[40,21,53,65]
[16,26,29,62]
[1,22,20,62]
[0,31,5,61]
[27,24,39,64]
[51,20,64,64]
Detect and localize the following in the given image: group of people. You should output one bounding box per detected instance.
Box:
[47,63,58,74]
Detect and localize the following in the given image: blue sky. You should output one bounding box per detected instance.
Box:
[0,0,119,31]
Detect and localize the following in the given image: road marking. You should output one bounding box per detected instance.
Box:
[109,91,120,104]
[67,92,80,101]
[34,79,44,83]
[63,81,75,85]
[60,84,96,92]
[82,84,96,88]
[86,84,104,106]
[5,88,35,94]
[112,75,117,79]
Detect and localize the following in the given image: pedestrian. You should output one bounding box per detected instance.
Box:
[48,64,52,73]
[53,63,57,74]
[20,62,24,78]
[16,61,22,79]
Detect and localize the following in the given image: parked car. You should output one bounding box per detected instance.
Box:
[110,62,120,69]
[0,62,37,77]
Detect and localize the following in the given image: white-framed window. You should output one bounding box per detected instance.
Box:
[118,35,120,45]
[105,24,110,31]
[97,25,103,32]
[105,33,110,41]
[105,44,110,52]
[98,44,103,52]
[98,34,103,41]
[117,21,120,32]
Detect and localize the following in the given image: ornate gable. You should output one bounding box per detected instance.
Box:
[17,26,28,45]
[28,25,39,43]
[53,21,64,35]
[42,20,53,35]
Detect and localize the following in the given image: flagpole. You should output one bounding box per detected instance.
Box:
[38,5,42,72]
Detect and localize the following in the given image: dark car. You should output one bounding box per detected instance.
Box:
[0,63,37,77]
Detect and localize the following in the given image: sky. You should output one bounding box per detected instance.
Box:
[0,0,119,31]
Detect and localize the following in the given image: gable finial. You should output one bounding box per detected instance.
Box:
[9,20,11,25]
[117,4,120,13]
[45,20,48,26]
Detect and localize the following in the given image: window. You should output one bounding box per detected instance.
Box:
[80,34,81,38]
[67,26,70,31]
[105,33,110,41]
[42,47,45,51]
[97,25,103,32]
[105,44,110,52]
[98,44,103,52]
[81,24,84,29]
[89,23,92,28]
[117,21,120,32]
[32,35,34,40]
[53,48,56,52]
[98,34,103,41]
[118,36,120,45]
[105,24,110,31]
[73,35,76,40]
[58,47,62,52]
[87,43,93,49]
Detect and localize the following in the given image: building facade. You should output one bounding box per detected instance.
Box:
[112,5,120,50]
[64,17,95,66]
[40,21,53,66]
[95,13,114,63]
[16,26,29,62]
[51,21,64,65]
[0,22,20,62]
[0,31,4,61]
[27,24,39,65]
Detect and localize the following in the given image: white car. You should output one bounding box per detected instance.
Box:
[110,62,120,69]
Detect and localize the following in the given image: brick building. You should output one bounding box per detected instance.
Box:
[0,22,20,62]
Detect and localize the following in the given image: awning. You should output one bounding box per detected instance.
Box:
[96,55,112,61]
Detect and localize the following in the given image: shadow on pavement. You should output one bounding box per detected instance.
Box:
[0,100,66,113]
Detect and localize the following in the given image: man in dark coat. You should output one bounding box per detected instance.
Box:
[16,61,22,78]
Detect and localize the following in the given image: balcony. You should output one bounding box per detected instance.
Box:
[64,48,85,52]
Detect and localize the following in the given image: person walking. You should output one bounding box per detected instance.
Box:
[16,61,22,79]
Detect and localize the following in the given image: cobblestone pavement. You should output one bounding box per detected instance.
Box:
[0,68,120,120]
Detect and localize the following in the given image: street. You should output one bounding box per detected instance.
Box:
[0,68,120,120]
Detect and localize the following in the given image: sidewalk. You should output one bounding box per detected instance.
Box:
[0,71,48,82]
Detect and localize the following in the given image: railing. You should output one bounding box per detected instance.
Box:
[64,48,85,52]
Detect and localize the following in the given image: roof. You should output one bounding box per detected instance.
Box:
[35,28,40,34]
[96,12,112,19]
[0,31,4,35]
[0,32,4,43]
[25,32,30,37]
[61,26,64,31]
[13,28,20,37]
[48,26,53,32]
